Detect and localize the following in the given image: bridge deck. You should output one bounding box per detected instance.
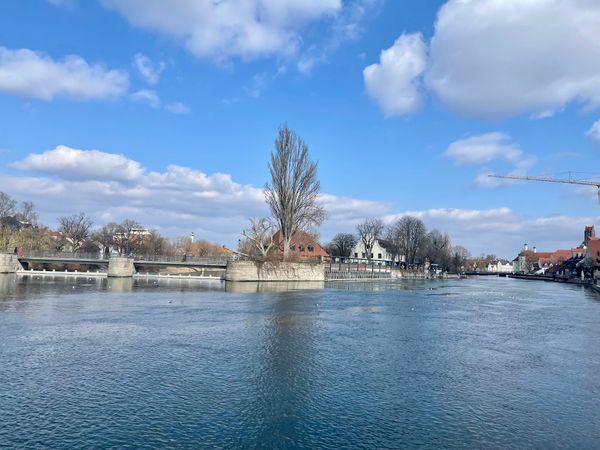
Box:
[18,254,230,269]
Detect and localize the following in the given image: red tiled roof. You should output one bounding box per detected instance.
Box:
[272,230,329,258]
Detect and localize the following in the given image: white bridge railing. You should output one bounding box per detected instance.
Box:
[18,251,232,265]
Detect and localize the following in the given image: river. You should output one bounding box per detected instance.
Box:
[1,274,599,449]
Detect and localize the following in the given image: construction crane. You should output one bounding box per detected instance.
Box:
[488,174,600,202]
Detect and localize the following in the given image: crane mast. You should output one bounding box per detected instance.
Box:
[488,174,600,202]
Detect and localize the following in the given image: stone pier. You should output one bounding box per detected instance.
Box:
[107,257,136,277]
[0,254,23,273]
[224,260,324,282]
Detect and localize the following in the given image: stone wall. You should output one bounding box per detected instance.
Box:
[107,257,136,277]
[224,260,325,282]
[0,254,23,273]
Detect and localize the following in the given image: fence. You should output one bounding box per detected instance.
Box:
[19,250,107,260]
[16,250,231,266]
[134,255,231,265]
[326,271,391,280]
[325,257,393,280]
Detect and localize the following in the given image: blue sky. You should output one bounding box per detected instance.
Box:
[1,0,600,257]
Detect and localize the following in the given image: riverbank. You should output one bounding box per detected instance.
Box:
[508,273,592,285]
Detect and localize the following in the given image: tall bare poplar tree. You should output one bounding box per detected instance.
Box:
[265,125,325,260]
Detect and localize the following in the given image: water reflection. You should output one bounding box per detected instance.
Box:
[250,289,320,447]
[225,281,325,293]
[107,277,134,293]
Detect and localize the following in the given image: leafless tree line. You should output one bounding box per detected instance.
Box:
[328,216,470,273]
[0,191,230,257]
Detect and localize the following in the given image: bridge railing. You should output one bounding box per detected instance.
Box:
[18,251,232,265]
[20,250,107,260]
[133,255,232,265]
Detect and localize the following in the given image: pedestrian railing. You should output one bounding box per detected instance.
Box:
[134,255,231,265]
[19,250,107,260]
[17,250,232,266]
[326,271,392,280]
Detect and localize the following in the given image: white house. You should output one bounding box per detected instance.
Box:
[351,239,404,265]
[486,260,513,273]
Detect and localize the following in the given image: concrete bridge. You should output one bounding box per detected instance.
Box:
[2,251,231,277]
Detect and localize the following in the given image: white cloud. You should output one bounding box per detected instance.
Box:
[426,0,600,118]
[363,33,426,116]
[11,145,144,182]
[164,102,190,114]
[4,146,390,245]
[587,120,600,144]
[6,147,267,241]
[131,89,160,107]
[102,0,342,61]
[0,47,128,101]
[3,146,596,256]
[445,133,522,165]
[366,0,600,119]
[132,53,165,85]
[297,0,379,73]
[444,133,536,187]
[382,207,597,258]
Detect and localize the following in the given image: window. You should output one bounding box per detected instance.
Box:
[370,253,374,259]
[354,253,358,258]
[299,245,305,251]
[362,252,365,258]
[378,253,382,259]
[291,245,296,250]
[308,245,314,252]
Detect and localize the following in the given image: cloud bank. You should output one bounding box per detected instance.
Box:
[102,0,343,61]
[444,133,536,187]
[2,145,593,257]
[365,0,600,119]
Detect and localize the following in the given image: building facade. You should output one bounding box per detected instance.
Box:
[351,239,404,265]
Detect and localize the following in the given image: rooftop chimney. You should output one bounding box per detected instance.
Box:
[533,246,537,253]
[524,243,528,251]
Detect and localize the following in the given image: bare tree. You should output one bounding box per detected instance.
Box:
[356,218,384,261]
[388,216,427,267]
[265,125,326,260]
[242,217,277,257]
[237,237,255,256]
[114,219,144,255]
[451,245,470,273]
[140,230,167,256]
[93,222,120,256]
[426,229,451,269]
[0,192,16,218]
[329,233,357,257]
[17,201,38,225]
[58,212,93,253]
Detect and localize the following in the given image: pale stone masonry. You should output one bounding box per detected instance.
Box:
[224,260,325,282]
[0,254,23,273]
[107,257,136,277]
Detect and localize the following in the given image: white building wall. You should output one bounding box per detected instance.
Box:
[351,240,403,263]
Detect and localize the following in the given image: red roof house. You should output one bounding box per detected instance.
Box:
[272,230,329,260]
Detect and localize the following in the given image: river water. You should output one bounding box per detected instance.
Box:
[1,274,599,449]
